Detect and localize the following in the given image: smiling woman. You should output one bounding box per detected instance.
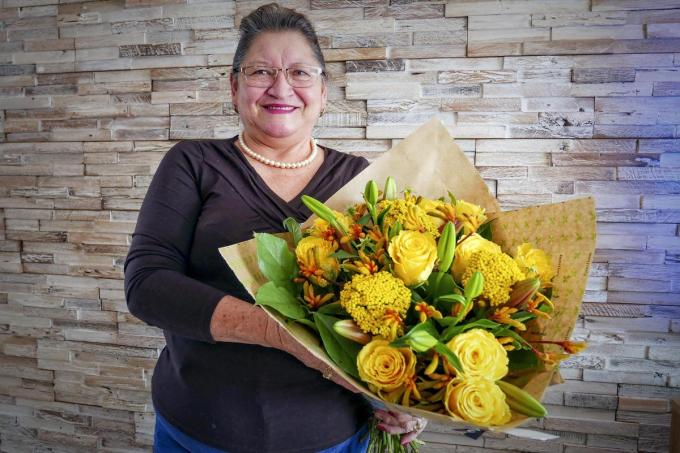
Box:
[123,3,424,453]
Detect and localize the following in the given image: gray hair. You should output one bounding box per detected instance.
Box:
[232,3,326,76]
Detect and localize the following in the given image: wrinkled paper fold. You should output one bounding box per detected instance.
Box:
[219,118,596,435]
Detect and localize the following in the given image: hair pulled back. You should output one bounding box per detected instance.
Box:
[233,3,326,75]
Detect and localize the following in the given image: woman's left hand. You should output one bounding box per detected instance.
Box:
[373,409,427,445]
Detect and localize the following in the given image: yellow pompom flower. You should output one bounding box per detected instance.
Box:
[339,271,411,339]
[357,339,416,394]
[451,234,502,283]
[462,250,525,307]
[455,200,487,235]
[444,377,512,427]
[378,198,440,238]
[446,329,509,380]
[514,243,555,283]
[388,230,438,286]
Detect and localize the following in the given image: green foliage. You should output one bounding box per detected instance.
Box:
[313,312,361,379]
[256,282,306,320]
[255,232,297,290]
[282,217,302,246]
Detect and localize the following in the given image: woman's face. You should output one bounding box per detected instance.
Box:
[231,31,327,144]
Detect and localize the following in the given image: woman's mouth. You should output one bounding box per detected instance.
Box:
[264,104,297,114]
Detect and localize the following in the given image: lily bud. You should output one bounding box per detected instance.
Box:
[302,195,348,235]
[437,222,456,272]
[333,319,371,345]
[364,180,379,206]
[407,330,438,353]
[508,278,540,307]
[464,271,484,301]
[383,176,397,200]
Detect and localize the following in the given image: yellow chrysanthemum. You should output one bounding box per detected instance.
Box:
[339,271,411,339]
[378,199,440,238]
[462,250,525,306]
[514,243,555,283]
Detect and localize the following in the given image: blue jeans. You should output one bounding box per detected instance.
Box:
[153,412,369,453]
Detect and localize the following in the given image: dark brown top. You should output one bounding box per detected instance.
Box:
[124,137,370,453]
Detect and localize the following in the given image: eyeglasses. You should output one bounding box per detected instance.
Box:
[239,65,324,88]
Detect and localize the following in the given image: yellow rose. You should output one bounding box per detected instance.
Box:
[446,329,508,381]
[295,236,339,285]
[357,339,416,393]
[444,377,512,427]
[388,230,437,286]
[309,211,351,244]
[514,243,555,282]
[451,234,502,282]
[455,200,487,235]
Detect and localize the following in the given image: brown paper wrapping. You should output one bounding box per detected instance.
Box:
[219,118,596,434]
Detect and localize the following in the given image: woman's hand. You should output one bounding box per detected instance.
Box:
[210,297,359,393]
[267,318,361,394]
[373,409,427,445]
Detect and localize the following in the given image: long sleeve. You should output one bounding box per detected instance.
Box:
[124,143,225,343]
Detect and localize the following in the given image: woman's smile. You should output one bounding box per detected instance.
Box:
[263,103,299,114]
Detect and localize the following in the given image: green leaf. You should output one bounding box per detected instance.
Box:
[426,272,456,300]
[493,327,531,349]
[376,205,391,229]
[477,220,493,241]
[313,312,361,378]
[435,293,465,317]
[508,349,540,371]
[282,217,303,245]
[511,311,536,323]
[441,318,500,342]
[332,250,358,260]
[357,213,371,226]
[317,301,346,316]
[390,320,437,348]
[255,232,297,287]
[434,342,463,373]
[295,318,318,332]
[256,281,306,320]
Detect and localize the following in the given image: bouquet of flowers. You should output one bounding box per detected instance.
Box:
[220,119,597,452]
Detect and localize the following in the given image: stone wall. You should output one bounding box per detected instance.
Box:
[0,0,679,451]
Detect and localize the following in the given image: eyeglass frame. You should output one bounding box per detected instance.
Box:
[235,65,326,88]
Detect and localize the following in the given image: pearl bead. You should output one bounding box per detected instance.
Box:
[238,134,317,169]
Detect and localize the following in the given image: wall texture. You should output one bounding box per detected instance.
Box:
[1,0,679,451]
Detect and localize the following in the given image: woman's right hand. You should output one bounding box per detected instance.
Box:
[265,317,361,394]
[210,296,360,393]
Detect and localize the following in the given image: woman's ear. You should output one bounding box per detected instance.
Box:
[230,73,239,112]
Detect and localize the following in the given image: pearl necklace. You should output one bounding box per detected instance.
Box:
[238,134,318,169]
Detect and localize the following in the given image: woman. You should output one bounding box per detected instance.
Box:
[125,4,424,452]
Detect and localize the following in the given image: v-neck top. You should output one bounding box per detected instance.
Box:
[124,137,371,453]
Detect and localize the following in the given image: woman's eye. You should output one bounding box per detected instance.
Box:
[292,69,311,77]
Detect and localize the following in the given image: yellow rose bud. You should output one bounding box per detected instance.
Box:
[452,234,502,282]
[446,329,508,381]
[444,377,512,427]
[514,243,555,283]
[357,339,416,393]
[388,230,437,286]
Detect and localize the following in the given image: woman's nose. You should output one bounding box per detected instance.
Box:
[266,69,294,96]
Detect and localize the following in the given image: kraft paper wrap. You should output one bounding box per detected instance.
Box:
[219,118,596,436]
